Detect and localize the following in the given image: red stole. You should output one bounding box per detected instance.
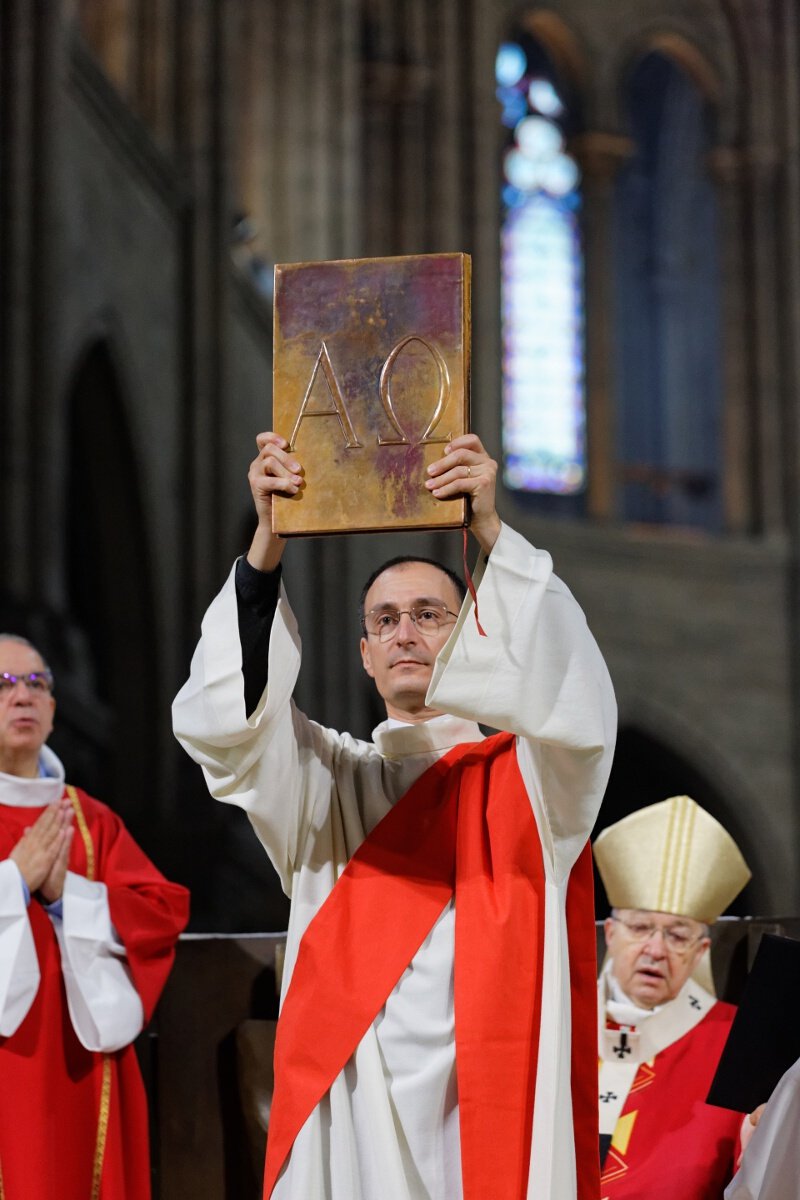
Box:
[263,732,599,1199]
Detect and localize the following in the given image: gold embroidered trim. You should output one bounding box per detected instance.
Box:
[66,785,95,881]
[672,796,696,912]
[656,794,696,914]
[656,796,677,911]
[0,1153,5,1200]
[92,1054,113,1199]
[611,1107,638,1156]
[63,787,109,1195]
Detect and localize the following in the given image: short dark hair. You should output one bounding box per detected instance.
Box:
[359,556,466,632]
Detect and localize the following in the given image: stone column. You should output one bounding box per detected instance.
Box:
[776,0,800,537]
[79,0,133,99]
[745,141,784,536]
[129,0,174,145]
[709,145,756,535]
[429,0,466,254]
[172,0,228,625]
[397,0,433,253]
[467,0,504,466]
[337,0,364,258]
[572,131,632,522]
[725,0,784,535]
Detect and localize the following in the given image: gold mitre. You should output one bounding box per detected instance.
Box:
[593,795,751,923]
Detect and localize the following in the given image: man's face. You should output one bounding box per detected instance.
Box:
[0,640,56,776]
[604,908,710,1009]
[359,562,462,723]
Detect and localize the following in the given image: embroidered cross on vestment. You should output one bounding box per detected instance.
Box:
[613,1031,632,1059]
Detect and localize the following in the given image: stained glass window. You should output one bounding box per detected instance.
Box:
[498,39,586,495]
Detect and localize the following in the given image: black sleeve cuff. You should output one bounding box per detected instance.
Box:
[235,556,283,616]
[235,558,282,716]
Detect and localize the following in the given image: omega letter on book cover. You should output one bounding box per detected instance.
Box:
[272,252,471,536]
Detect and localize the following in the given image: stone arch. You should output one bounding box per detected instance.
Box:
[603,23,739,145]
[633,32,722,103]
[596,685,780,916]
[597,724,756,918]
[517,10,591,95]
[61,338,157,832]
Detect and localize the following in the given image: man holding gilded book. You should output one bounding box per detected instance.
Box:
[173,430,616,1200]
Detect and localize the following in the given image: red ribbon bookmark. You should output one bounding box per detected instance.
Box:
[462,526,487,637]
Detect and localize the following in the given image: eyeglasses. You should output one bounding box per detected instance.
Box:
[612,915,705,954]
[363,603,459,642]
[0,670,54,696]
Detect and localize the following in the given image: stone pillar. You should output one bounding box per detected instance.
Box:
[746,142,784,536]
[773,0,800,915]
[2,2,66,603]
[337,0,364,258]
[724,0,784,535]
[709,145,756,535]
[467,0,503,466]
[1,0,37,596]
[429,0,466,254]
[229,0,261,229]
[572,131,632,522]
[362,1,402,256]
[776,0,800,537]
[130,0,175,145]
[307,0,340,261]
[78,0,133,98]
[397,0,432,253]
[173,0,228,627]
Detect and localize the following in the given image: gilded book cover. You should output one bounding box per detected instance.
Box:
[272,252,471,536]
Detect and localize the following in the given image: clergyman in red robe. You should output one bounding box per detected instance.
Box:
[0,633,190,1198]
[593,795,752,1200]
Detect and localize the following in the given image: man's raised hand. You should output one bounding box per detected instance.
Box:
[246,432,303,572]
[425,433,501,554]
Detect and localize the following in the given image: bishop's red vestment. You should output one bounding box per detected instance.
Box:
[0,785,189,1199]
[599,988,744,1200]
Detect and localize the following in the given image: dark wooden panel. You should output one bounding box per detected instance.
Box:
[148,934,283,1200]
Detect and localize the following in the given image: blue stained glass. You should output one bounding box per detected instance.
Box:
[528,78,564,118]
[496,86,523,104]
[499,43,586,496]
[498,95,529,128]
[501,184,527,209]
[496,43,527,87]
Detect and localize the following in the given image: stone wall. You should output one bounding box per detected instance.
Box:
[1,0,798,923]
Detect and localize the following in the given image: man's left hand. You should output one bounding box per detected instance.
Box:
[425,434,501,554]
